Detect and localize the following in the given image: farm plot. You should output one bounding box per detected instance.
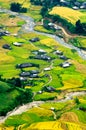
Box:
[50,7,86,24]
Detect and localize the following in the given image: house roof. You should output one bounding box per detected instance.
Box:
[2,44,11,50]
[29,74,38,78]
[59,55,68,60]
[20,72,30,77]
[35,55,51,60]
[60,61,71,68]
[29,37,40,42]
[16,63,33,68]
[29,70,39,74]
[44,67,51,71]
[72,6,79,10]
[55,50,63,55]
[38,49,46,53]
[13,42,22,46]
[44,86,56,92]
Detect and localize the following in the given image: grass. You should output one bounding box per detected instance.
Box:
[0,4,86,128]
[27,5,42,22]
[72,110,86,124]
[70,37,86,48]
[4,107,54,127]
[0,13,25,34]
[50,7,86,24]
[24,120,86,130]
[34,92,57,101]
[40,102,67,111]
[0,89,20,112]
[34,25,54,33]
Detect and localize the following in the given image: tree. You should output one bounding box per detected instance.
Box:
[74,97,80,105]
[10,2,21,12]
[75,20,83,33]
[40,7,48,17]
[10,2,27,13]
[75,20,86,35]
[16,89,33,104]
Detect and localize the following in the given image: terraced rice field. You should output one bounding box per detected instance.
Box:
[50,7,86,24]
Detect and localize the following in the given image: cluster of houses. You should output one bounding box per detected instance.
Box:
[37,86,56,94]
[31,49,52,61]
[54,49,72,68]
[2,42,23,50]
[48,23,62,30]
[60,0,86,9]
[15,62,40,80]
[20,70,39,78]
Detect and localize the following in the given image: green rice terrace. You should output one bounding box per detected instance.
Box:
[0,0,86,130]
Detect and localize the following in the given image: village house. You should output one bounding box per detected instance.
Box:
[80,2,86,9]
[20,70,39,78]
[48,23,61,30]
[29,37,40,42]
[4,31,10,35]
[38,49,46,54]
[0,30,10,37]
[20,77,27,81]
[59,55,68,60]
[29,73,38,78]
[74,2,81,7]
[32,49,46,55]
[13,42,23,46]
[55,50,63,55]
[59,61,71,68]
[44,67,51,71]
[16,63,34,68]
[72,6,79,10]
[29,70,39,74]
[2,44,11,50]
[37,90,43,94]
[44,86,56,92]
[60,0,70,6]
[35,54,51,61]
[20,72,30,77]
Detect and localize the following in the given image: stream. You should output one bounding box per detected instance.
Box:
[0,8,86,123]
[0,8,86,59]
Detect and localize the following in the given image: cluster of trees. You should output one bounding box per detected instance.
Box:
[0,76,33,116]
[43,14,75,33]
[10,2,27,13]
[30,0,60,8]
[75,20,86,35]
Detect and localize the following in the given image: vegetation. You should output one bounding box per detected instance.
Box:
[0,0,86,129]
[10,2,27,13]
[0,78,33,116]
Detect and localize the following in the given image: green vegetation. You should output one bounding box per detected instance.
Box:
[0,78,33,116]
[0,0,86,129]
[10,2,27,13]
[69,37,86,49]
[5,107,54,127]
